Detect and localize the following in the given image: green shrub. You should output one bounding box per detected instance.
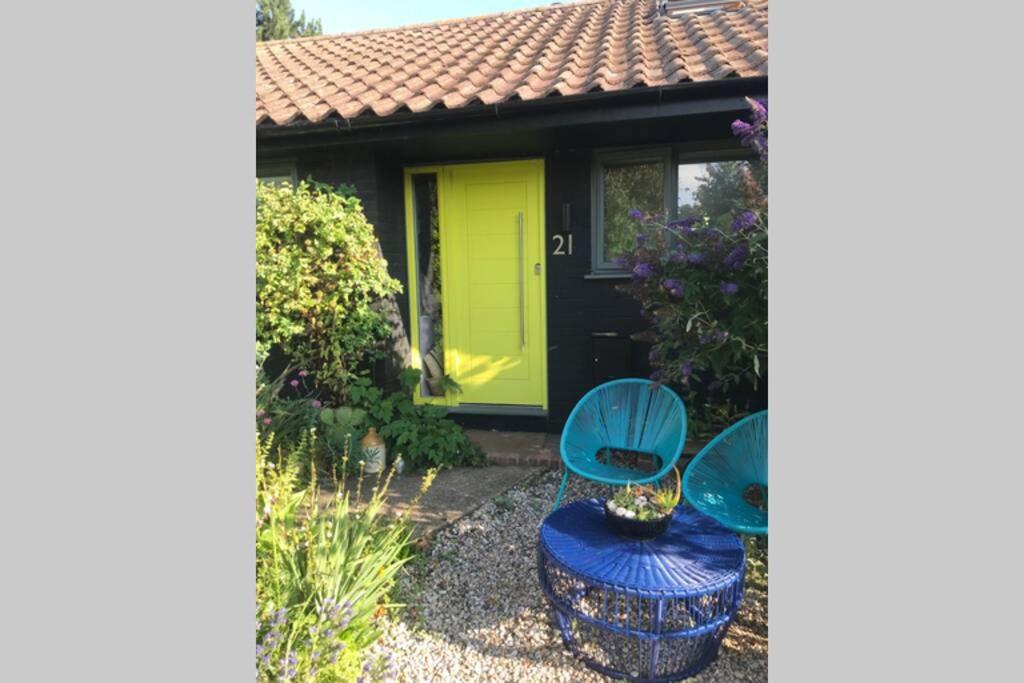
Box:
[256,433,436,682]
[350,369,486,470]
[616,98,768,435]
[257,180,402,401]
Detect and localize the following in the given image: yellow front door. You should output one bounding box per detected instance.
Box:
[405,160,547,409]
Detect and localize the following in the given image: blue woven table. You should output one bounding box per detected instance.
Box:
[537,499,745,682]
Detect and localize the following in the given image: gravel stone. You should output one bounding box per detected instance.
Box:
[368,470,767,682]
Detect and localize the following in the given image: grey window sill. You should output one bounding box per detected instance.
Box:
[584,271,631,280]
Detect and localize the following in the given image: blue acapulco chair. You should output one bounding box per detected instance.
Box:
[683,409,767,535]
[554,378,687,510]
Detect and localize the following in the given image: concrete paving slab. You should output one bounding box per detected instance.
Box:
[321,463,547,540]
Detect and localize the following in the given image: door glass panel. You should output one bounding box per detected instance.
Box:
[411,174,444,397]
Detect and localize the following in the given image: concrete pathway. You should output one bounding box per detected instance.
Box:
[322,429,707,540]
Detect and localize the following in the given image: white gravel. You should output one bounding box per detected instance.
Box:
[369,470,767,682]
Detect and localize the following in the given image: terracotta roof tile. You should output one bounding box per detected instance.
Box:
[256,0,768,127]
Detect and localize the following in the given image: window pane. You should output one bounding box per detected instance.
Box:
[603,161,664,261]
[677,159,753,228]
[411,174,445,397]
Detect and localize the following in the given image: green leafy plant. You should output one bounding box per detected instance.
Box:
[257,180,402,402]
[318,406,367,467]
[256,432,437,682]
[349,369,485,470]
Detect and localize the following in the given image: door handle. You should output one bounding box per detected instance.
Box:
[518,211,525,351]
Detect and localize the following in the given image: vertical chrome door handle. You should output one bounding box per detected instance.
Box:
[518,211,525,350]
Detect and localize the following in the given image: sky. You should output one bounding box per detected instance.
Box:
[292,0,558,35]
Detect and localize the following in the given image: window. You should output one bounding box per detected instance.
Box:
[257,161,296,187]
[591,147,756,275]
[591,149,672,274]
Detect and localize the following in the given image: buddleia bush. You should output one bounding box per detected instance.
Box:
[257,181,401,401]
[616,98,768,435]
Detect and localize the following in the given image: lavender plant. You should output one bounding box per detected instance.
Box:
[616,98,768,434]
[256,433,436,682]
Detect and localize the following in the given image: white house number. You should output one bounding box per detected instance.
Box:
[552,234,574,255]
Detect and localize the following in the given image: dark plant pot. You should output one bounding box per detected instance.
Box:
[604,502,672,540]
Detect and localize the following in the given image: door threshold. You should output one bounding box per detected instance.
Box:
[447,404,548,417]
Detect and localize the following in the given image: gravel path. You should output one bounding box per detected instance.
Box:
[370,470,767,682]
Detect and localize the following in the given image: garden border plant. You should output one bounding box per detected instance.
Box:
[615,97,768,436]
[256,431,437,682]
[257,179,402,403]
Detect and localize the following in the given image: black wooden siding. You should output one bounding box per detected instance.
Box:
[259,93,762,432]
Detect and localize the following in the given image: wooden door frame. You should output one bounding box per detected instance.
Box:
[402,159,548,412]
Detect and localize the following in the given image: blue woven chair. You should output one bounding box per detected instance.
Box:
[554,379,687,510]
[683,410,767,535]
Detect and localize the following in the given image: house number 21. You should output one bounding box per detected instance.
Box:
[552,234,574,256]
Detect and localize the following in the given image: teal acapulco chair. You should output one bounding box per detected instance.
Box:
[683,410,767,535]
[554,379,687,510]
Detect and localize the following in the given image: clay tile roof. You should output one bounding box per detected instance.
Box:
[256,0,767,127]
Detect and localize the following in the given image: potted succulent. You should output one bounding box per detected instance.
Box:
[604,469,682,540]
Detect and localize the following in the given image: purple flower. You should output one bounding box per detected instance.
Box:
[681,360,694,377]
[686,252,706,265]
[661,278,685,298]
[731,119,755,139]
[635,233,648,247]
[749,97,768,123]
[720,282,739,295]
[262,417,272,425]
[298,370,309,378]
[311,399,322,408]
[632,262,655,279]
[731,211,757,233]
[628,208,644,220]
[724,244,749,269]
[669,249,688,263]
[289,379,299,388]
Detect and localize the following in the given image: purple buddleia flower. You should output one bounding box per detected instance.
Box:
[731,210,757,233]
[748,97,768,124]
[686,252,706,265]
[731,119,754,139]
[635,233,648,247]
[661,278,685,298]
[681,360,694,377]
[724,244,749,269]
[628,208,644,220]
[669,249,688,263]
[632,262,655,279]
[720,282,739,295]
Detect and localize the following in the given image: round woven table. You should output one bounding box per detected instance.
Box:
[537,499,745,682]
